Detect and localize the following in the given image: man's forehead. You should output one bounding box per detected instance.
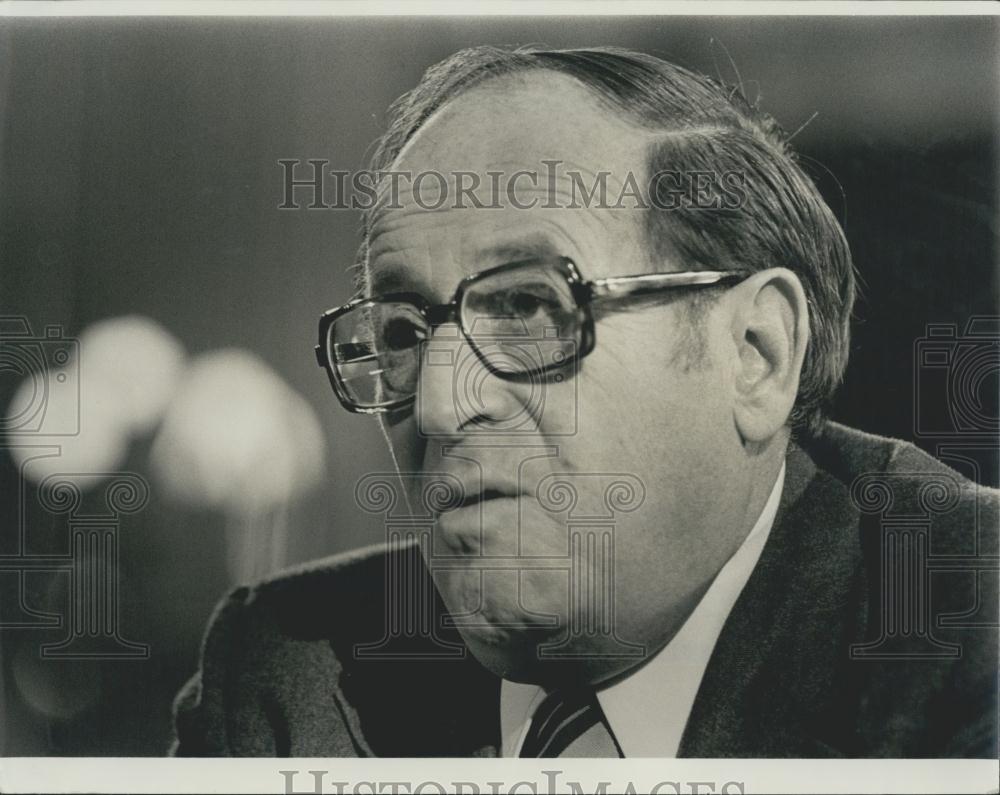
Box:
[389,71,649,179]
[363,73,655,292]
[367,157,631,232]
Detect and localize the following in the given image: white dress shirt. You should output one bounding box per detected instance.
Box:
[500,462,786,757]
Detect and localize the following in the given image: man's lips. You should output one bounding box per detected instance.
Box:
[442,487,521,513]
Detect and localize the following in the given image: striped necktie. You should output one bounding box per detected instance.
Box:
[518,689,623,758]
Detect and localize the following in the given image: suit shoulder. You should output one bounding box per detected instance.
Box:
[222,540,417,641]
[253,540,397,601]
[806,421,998,505]
[173,543,408,756]
[800,422,998,566]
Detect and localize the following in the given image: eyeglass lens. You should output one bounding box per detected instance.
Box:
[328,264,583,408]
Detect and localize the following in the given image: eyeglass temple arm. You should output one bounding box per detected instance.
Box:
[588,270,748,300]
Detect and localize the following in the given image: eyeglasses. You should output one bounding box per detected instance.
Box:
[315,257,749,414]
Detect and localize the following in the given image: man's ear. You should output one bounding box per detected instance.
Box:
[729,267,810,445]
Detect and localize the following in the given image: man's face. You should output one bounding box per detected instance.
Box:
[367,73,754,684]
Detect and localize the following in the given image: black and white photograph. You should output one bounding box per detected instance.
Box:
[0,3,997,793]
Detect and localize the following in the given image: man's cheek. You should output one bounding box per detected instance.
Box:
[432,569,481,615]
[516,501,576,557]
[576,334,653,408]
[519,569,570,621]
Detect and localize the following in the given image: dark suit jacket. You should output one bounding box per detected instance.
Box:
[171,422,999,757]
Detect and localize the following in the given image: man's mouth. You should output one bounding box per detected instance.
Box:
[445,487,519,512]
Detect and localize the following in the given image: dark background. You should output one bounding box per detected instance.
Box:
[0,16,997,755]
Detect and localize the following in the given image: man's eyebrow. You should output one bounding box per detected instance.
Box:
[367,236,565,296]
[473,236,563,264]
[368,264,427,296]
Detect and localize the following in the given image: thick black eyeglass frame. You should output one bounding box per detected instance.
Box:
[315,256,751,414]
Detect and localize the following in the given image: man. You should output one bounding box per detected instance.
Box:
[172,46,998,758]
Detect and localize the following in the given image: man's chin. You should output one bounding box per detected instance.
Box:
[453,616,655,687]
[454,622,558,680]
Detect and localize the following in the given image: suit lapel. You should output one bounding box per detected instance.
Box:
[678,442,867,757]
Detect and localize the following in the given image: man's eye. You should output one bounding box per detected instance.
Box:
[505,287,559,317]
[382,317,426,350]
[510,292,543,316]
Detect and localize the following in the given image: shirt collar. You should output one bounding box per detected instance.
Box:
[500,461,786,757]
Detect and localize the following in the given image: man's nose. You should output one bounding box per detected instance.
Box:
[416,323,526,437]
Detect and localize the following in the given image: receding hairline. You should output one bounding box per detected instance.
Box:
[381,66,668,177]
[364,66,738,285]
